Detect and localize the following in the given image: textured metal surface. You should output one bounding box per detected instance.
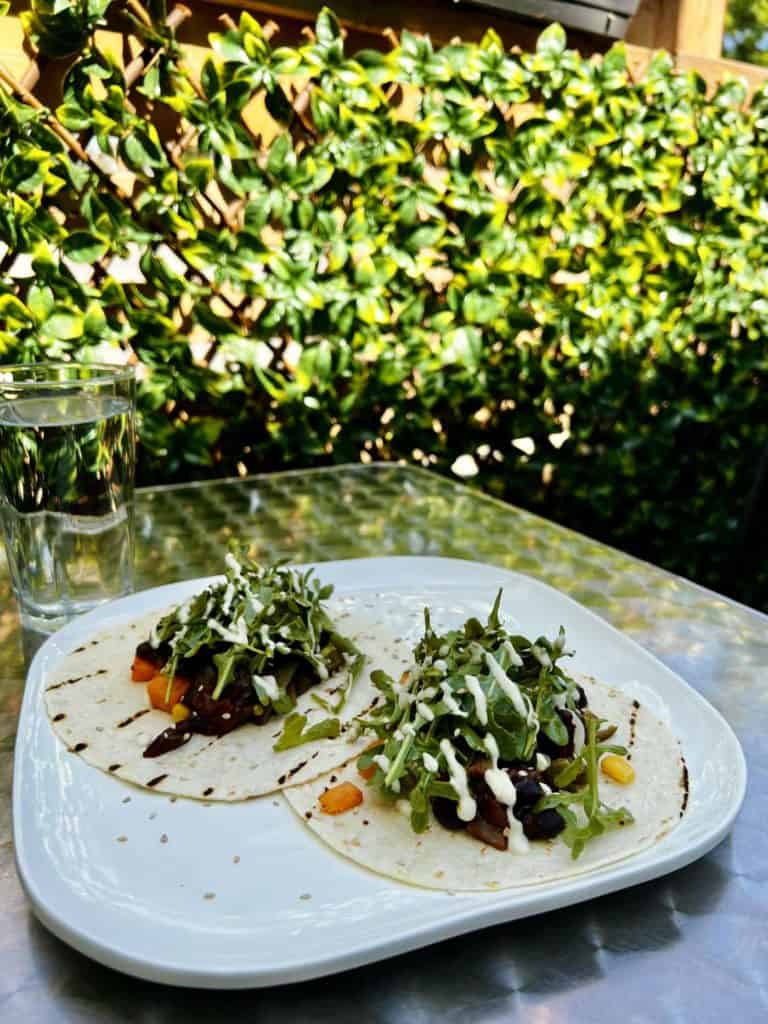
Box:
[1,464,765,1021]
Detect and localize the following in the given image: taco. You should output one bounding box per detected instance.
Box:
[45,556,406,801]
[284,593,687,890]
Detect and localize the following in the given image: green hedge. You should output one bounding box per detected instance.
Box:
[2,4,768,608]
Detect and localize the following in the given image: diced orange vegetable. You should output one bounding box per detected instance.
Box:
[319,781,363,815]
[131,656,157,683]
[399,670,411,685]
[358,740,384,781]
[147,674,190,713]
[601,754,635,785]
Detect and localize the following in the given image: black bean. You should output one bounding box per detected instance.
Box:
[431,796,465,831]
[514,778,545,810]
[521,809,566,840]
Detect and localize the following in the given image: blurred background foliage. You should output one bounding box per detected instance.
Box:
[1,3,767,609]
[725,0,768,67]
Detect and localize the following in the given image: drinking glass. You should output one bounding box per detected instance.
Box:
[0,363,136,633]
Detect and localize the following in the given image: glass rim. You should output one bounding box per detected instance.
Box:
[0,362,135,390]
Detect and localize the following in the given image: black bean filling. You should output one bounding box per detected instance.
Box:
[429,704,585,850]
[139,642,338,758]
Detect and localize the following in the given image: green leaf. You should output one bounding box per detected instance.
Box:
[536,23,566,57]
[316,7,342,48]
[42,310,84,340]
[63,231,107,263]
[273,712,341,751]
[56,102,91,131]
[26,284,54,321]
[0,294,34,327]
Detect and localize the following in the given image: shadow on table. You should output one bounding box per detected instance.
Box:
[22,854,729,1023]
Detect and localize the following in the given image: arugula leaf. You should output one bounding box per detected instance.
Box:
[537,716,634,858]
[272,712,341,751]
[148,550,358,714]
[312,652,366,714]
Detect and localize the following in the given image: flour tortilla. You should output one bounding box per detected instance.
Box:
[283,675,687,891]
[45,603,411,801]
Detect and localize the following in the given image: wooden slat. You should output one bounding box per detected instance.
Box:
[200,0,610,51]
[624,42,768,98]
[674,51,768,97]
[627,0,728,60]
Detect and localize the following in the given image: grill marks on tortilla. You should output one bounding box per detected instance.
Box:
[626,699,640,761]
[680,757,690,816]
[117,708,150,729]
[47,668,108,691]
[278,759,310,785]
[45,605,396,801]
[288,759,309,780]
[47,675,84,691]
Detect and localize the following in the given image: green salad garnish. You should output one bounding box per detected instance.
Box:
[149,553,362,746]
[356,591,633,859]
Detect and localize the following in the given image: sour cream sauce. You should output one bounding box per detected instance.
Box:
[439,739,476,822]
[464,675,487,725]
[485,651,538,730]
[483,733,529,854]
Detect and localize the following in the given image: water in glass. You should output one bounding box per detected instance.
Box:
[0,385,135,631]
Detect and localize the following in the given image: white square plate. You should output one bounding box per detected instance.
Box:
[13,557,746,988]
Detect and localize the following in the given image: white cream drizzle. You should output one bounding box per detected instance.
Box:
[208,616,248,646]
[485,732,500,766]
[536,752,551,771]
[224,552,245,580]
[500,639,523,667]
[220,581,235,617]
[439,739,476,822]
[483,732,530,854]
[372,753,391,773]
[439,682,466,716]
[531,644,552,669]
[177,599,193,626]
[397,690,415,710]
[464,675,488,725]
[415,701,435,722]
[253,673,279,701]
[572,713,586,754]
[485,651,538,729]
[423,752,439,773]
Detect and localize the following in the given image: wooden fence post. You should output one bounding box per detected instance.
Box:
[627,0,727,59]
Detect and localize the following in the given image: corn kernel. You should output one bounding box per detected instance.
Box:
[601,754,635,785]
[171,702,190,723]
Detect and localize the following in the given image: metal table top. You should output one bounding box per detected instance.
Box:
[1,464,765,1021]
